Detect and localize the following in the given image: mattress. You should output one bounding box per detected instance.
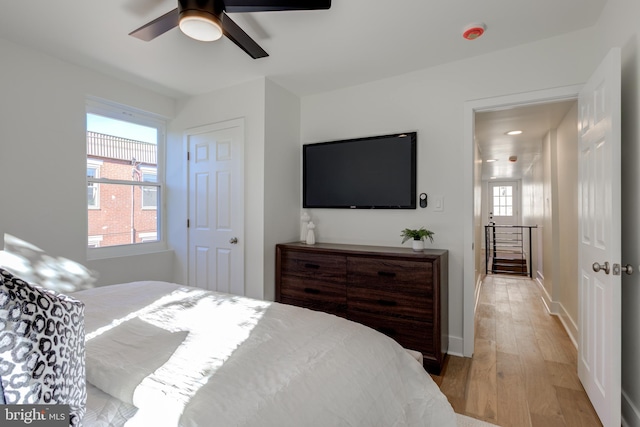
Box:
[74,281,456,427]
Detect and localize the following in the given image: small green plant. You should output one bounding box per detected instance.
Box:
[400,227,435,244]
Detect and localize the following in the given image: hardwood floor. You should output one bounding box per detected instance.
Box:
[430,275,602,427]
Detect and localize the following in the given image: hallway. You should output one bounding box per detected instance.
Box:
[431,275,602,426]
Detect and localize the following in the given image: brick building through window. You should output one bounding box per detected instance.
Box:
[87,131,158,248]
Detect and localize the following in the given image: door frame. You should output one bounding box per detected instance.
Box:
[463,85,582,357]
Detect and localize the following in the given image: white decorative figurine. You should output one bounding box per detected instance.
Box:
[300,211,311,242]
[306,221,316,245]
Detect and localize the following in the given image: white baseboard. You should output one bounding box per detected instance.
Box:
[623,389,640,427]
[533,279,578,348]
[448,335,465,357]
[555,304,578,348]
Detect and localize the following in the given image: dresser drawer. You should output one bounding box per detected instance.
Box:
[348,285,432,320]
[281,251,347,281]
[347,257,433,292]
[279,296,347,318]
[348,310,434,359]
[279,275,347,305]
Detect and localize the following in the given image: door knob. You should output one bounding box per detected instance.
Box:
[592,261,610,274]
[229,237,238,244]
[621,264,634,275]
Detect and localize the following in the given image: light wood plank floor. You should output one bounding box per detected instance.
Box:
[430,275,602,427]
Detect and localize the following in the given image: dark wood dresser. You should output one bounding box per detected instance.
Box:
[275,242,448,374]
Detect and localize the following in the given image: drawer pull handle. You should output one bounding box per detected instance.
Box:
[377,299,397,307]
[304,287,321,294]
[305,263,320,269]
[378,271,396,278]
[378,327,396,336]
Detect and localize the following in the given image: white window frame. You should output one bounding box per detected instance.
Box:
[140,166,158,210]
[87,159,102,210]
[86,97,167,260]
[492,184,514,217]
[138,232,158,243]
[88,235,103,248]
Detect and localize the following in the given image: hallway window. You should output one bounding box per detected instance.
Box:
[492,185,513,216]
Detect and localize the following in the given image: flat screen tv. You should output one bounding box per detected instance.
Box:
[303,132,417,209]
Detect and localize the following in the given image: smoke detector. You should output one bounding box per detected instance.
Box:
[462,24,486,40]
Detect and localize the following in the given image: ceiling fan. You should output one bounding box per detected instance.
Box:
[129,0,332,59]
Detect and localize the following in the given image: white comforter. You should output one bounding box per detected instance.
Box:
[74,281,456,427]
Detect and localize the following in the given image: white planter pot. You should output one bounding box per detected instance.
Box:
[412,239,424,251]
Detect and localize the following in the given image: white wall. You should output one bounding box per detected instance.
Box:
[523,105,579,342]
[263,79,302,300]
[167,78,267,299]
[522,142,546,284]
[542,131,556,298]
[474,142,484,295]
[0,37,176,287]
[555,103,579,329]
[167,77,300,301]
[300,28,597,355]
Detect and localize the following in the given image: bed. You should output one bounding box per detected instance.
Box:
[1,271,457,426]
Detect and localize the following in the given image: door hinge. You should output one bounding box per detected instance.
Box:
[187,219,190,228]
[187,151,190,161]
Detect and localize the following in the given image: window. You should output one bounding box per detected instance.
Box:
[492,185,513,216]
[87,235,103,248]
[86,98,165,256]
[87,159,102,209]
[138,232,158,243]
[140,167,158,209]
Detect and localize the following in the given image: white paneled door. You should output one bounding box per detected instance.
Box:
[488,180,520,226]
[187,119,245,296]
[577,49,621,427]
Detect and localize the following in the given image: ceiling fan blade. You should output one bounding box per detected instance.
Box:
[220,12,268,59]
[223,0,330,13]
[129,8,179,41]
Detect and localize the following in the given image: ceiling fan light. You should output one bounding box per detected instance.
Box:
[179,12,223,42]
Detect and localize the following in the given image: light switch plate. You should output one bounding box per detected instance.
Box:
[433,196,444,212]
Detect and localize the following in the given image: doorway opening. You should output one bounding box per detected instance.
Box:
[462,84,581,357]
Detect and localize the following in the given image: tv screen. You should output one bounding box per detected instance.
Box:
[303,132,417,209]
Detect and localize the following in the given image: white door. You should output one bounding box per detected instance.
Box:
[488,180,520,226]
[577,48,621,427]
[187,119,245,296]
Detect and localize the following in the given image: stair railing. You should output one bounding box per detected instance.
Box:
[484,225,537,278]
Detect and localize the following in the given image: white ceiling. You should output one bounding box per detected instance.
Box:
[0,0,606,98]
[0,1,602,181]
[476,100,577,180]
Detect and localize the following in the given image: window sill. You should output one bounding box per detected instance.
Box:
[87,241,168,261]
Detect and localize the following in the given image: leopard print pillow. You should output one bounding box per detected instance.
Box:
[0,268,86,426]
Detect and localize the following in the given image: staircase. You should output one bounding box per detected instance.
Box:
[491,257,528,275]
[485,225,536,278]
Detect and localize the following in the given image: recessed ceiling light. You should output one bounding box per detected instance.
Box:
[485,159,497,163]
[490,176,497,180]
[506,130,523,135]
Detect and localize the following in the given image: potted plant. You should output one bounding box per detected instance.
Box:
[401,227,435,251]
